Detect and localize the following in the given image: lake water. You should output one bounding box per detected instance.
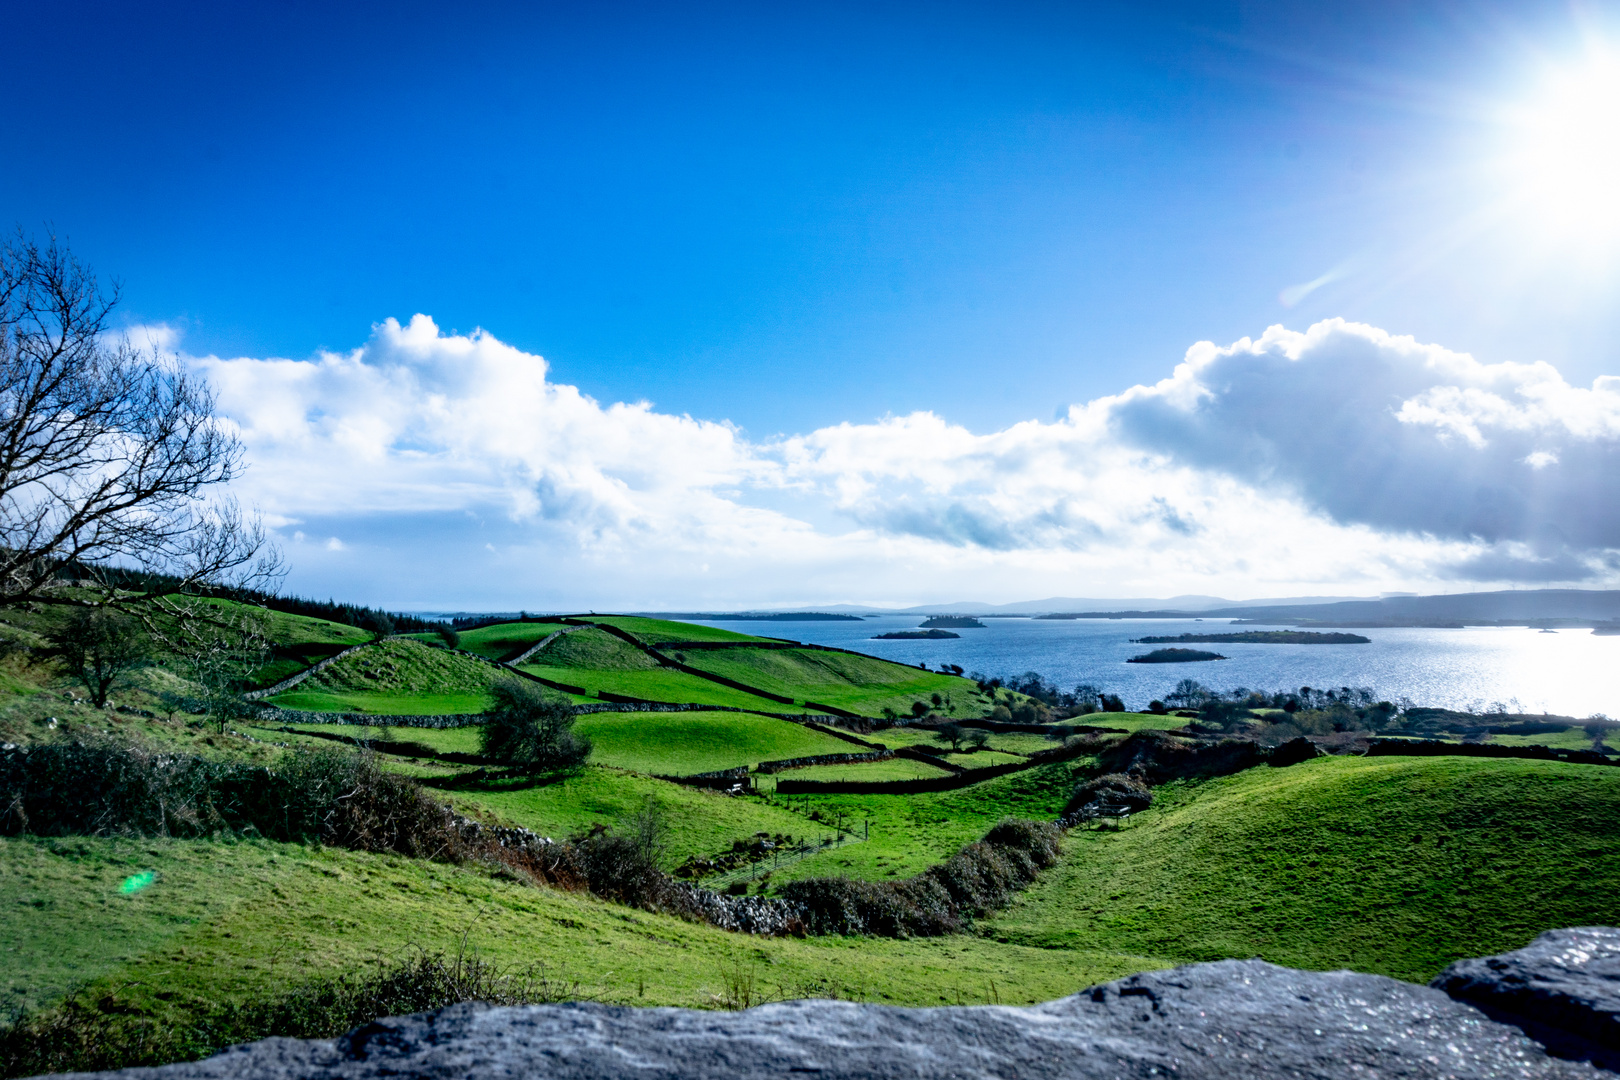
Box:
[681,615,1620,718]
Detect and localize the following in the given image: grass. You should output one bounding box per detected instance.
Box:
[1486,727,1608,752]
[441,767,838,865]
[254,712,854,777]
[518,664,809,711]
[0,834,1166,1030]
[575,712,856,775]
[771,757,955,783]
[678,647,985,717]
[1058,711,1192,733]
[266,639,498,715]
[428,621,572,661]
[982,755,1620,982]
[588,617,775,645]
[756,757,1096,886]
[528,627,657,671]
[262,691,492,716]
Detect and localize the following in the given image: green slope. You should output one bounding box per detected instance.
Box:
[0,834,1163,1032]
[575,712,856,775]
[267,638,498,715]
[983,755,1620,982]
[589,616,774,645]
[435,621,572,661]
[679,647,983,717]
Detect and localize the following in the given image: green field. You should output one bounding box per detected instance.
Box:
[427,621,572,661]
[590,616,775,645]
[12,595,1620,1077]
[518,663,804,711]
[983,755,1620,982]
[441,767,824,865]
[761,757,1095,885]
[772,757,954,783]
[577,712,855,774]
[1057,711,1192,733]
[678,647,984,717]
[0,834,1163,1028]
[266,638,498,714]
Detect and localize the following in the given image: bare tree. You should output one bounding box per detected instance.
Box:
[174,603,272,733]
[0,232,280,611]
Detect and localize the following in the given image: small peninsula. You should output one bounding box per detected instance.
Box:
[874,628,961,639]
[1127,647,1226,663]
[1131,631,1371,645]
[920,616,986,628]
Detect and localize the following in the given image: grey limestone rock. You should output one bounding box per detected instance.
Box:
[48,958,1602,1080]
[1435,926,1620,1070]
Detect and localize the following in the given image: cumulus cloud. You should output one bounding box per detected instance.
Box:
[1106,319,1620,570]
[177,315,1619,606]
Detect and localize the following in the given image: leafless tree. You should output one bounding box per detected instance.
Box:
[174,603,272,733]
[0,231,281,611]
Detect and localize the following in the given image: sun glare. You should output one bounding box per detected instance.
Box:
[1504,43,1620,243]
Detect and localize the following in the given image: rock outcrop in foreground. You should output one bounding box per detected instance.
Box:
[53,928,1620,1079]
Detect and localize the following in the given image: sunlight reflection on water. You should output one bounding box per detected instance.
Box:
[684,616,1620,717]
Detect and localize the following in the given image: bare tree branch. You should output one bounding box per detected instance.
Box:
[0,231,283,609]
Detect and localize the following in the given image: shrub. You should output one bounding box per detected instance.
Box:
[0,738,477,862]
[480,677,590,773]
[570,800,669,908]
[1097,730,1266,785]
[436,625,461,649]
[1062,772,1152,821]
[781,819,1060,937]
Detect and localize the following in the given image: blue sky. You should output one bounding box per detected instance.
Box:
[6,1,1619,608]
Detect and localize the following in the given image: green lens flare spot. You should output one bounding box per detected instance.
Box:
[119,871,157,895]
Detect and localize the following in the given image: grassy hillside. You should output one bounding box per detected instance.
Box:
[591,616,774,645]
[518,665,805,712]
[267,638,498,715]
[0,834,1164,1028]
[761,757,1095,885]
[575,712,856,775]
[435,621,572,661]
[679,647,984,717]
[983,755,1620,981]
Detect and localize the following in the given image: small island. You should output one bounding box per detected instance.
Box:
[1130,631,1371,645]
[920,615,986,628]
[873,629,961,639]
[1127,647,1226,663]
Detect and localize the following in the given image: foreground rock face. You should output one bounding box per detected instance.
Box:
[54,952,1617,1080]
[1435,927,1620,1071]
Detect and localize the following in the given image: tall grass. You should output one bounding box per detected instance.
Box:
[0,947,596,1079]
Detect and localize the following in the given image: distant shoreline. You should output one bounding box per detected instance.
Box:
[1131,631,1371,645]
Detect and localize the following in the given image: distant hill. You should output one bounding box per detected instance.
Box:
[1041,590,1620,628]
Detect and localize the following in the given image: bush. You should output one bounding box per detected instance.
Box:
[0,738,476,862]
[1062,772,1152,821]
[570,800,669,908]
[436,625,461,649]
[781,819,1060,937]
[1097,730,1267,785]
[480,677,590,773]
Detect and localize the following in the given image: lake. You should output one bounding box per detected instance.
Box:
[681,615,1620,718]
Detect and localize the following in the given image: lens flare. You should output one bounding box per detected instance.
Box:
[1503,42,1620,242]
[119,871,157,895]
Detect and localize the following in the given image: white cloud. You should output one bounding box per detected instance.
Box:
[1106,319,1620,568]
[178,315,1620,607]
